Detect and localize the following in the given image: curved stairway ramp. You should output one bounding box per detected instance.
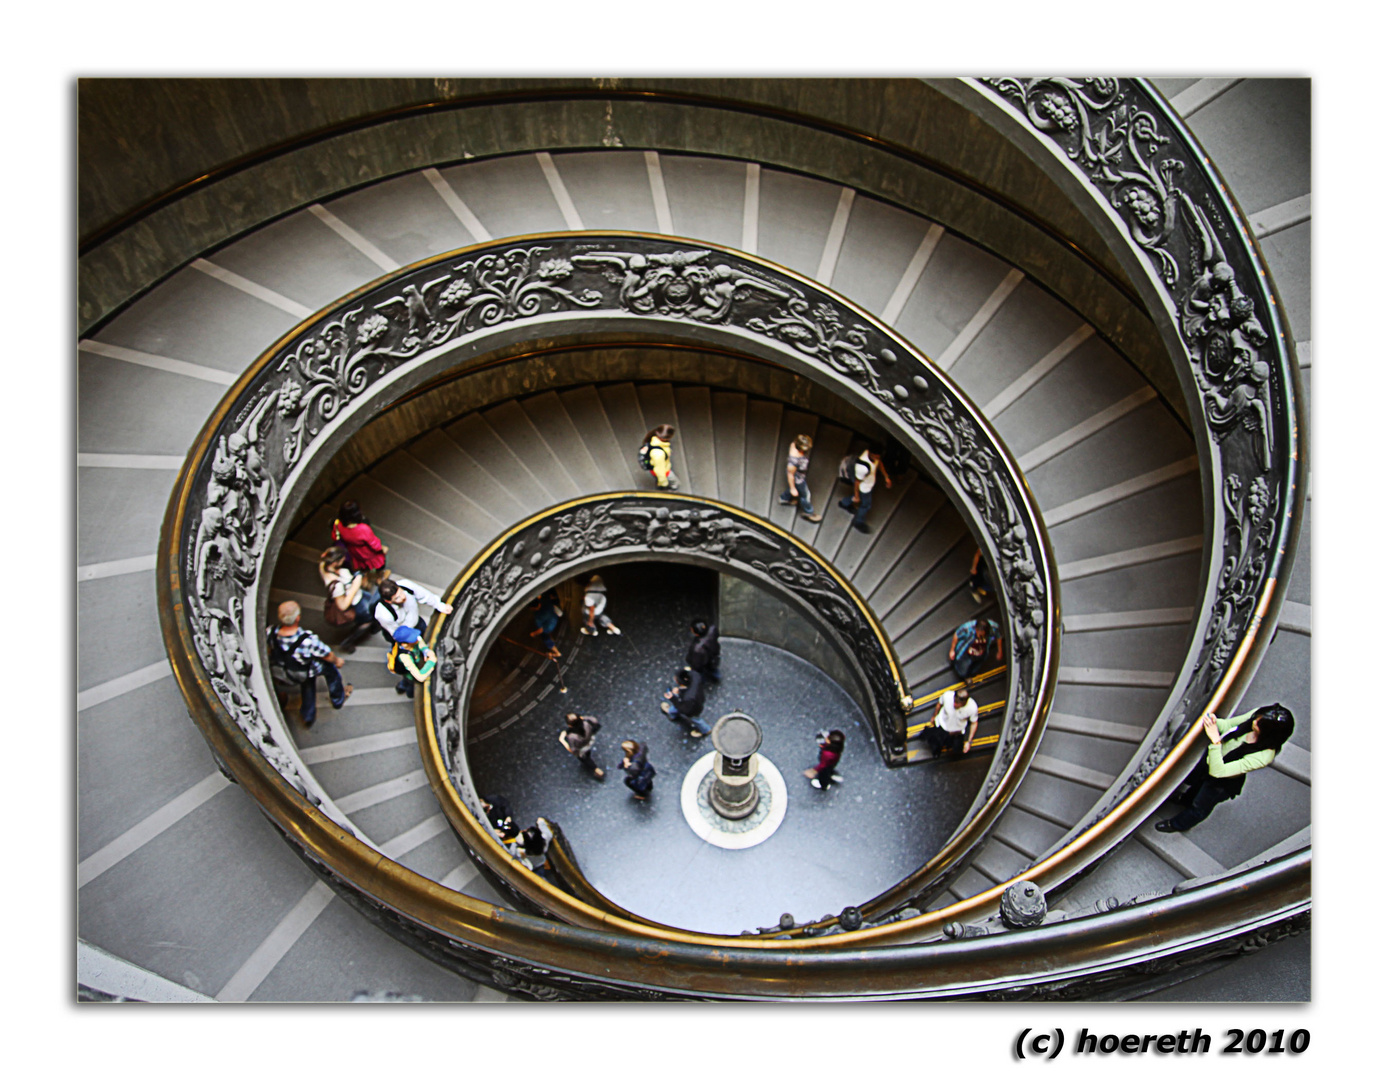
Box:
[76,79,1309,999]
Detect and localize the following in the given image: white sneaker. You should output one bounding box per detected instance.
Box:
[830,774,844,784]
[810,779,823,789]
[580,626,598,636]
[606,624,622,636]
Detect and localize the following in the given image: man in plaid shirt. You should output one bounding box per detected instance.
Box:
[268,601,353,727]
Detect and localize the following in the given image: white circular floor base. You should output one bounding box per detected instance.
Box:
[679,751,788,850]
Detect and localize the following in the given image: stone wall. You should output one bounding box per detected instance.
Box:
[717,573,872,721]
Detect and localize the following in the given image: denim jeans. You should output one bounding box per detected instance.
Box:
[839,487,872,526]
[661,700,710,734]
[781,473,814,514]
[952,652,987,681]
[301,662,345,727]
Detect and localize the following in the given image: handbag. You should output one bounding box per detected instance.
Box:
[323,574,358,627]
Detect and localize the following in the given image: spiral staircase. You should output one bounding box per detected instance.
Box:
[76,77,1309,1001]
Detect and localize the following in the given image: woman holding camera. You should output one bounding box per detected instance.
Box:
[1156,703,1296,832]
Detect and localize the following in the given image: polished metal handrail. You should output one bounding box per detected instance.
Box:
[157,228,1059,966]
[151,76,1305,993]
[419,491,920,928]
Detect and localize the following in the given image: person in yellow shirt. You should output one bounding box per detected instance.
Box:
[642,424,679,490]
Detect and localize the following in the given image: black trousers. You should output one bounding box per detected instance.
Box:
[1166,761,1238,830]
[923,726,966,756]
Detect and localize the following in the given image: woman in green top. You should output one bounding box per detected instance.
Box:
[1156,703,1296,833]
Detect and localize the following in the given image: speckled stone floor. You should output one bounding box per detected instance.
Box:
[467,562,989,935]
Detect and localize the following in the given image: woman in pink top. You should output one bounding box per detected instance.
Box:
[331,500,388,580]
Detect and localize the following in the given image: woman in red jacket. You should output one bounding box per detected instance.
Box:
[804,729,845,790]
[331,500,388,582]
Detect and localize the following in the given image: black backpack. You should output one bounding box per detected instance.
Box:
[376,581,417,624]
[267,628,314,684]
[638,441,654,471]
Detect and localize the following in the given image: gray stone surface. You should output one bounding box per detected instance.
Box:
[1184,79,1311,216]
[93,264,297,374]
[213,206,386,309]
[1046,476,1205,564]
[830,194,933,314]
[756,168,844,280]
[78,356,226,456]
[992,335,1148,455]
[77,571,166,690]
[78,678,220,859]
[437,153,568,239]
[78,785,318,997]
[892,232,1010,360]
[1260,219,1311,340]
[661,154,747,249]
[1058,551,1204,617]
[553,150,660,233]
[950,280,1082,406]
[324,168,476,266]
[1026,400,1195,512]
[77,466,177,564]
[247,889,483,1002]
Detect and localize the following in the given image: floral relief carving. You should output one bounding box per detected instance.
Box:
[176,233,1056,905]
[981,77,1299,836]
[430,496,911,787]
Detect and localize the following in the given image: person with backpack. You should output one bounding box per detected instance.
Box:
[373,578,453,689]
[686,619,722,683]
[803,729,845,789]
[661,666,709,737]
[779,433,823,522]
[267,601,352,728]
[318,545,379,643]
[620,740,656,800]
[558,712,605,780]
[1156,704,1297,833]
[331,500,388,582]
[641,424,679,490]
[387,626,436,700]
[837,447,892,534]
[949,617,1002,682]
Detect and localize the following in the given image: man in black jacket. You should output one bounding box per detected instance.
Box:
[685,620,722,683]
[660,667,710,737]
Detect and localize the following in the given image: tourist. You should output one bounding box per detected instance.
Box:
[480,793,519,841]
[686,619,722,683]
[558,712,606,780]
[803,729,845,789]
[331,499,388,583]
[949,616,1002,681]
[641,424,679,490]
[661,667,710,737]
[318,545,378,642]
[528,588,564,659]
[266,600,352,728]
[967,547,992,604]
[580,574,621,636]
[924,687,978,757]
[387,625,436,700]
[838,447,892,534]
[620,740,655,801]
[779,433,823,522]
[1157,705,1297,833]
[374,577,453,688]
